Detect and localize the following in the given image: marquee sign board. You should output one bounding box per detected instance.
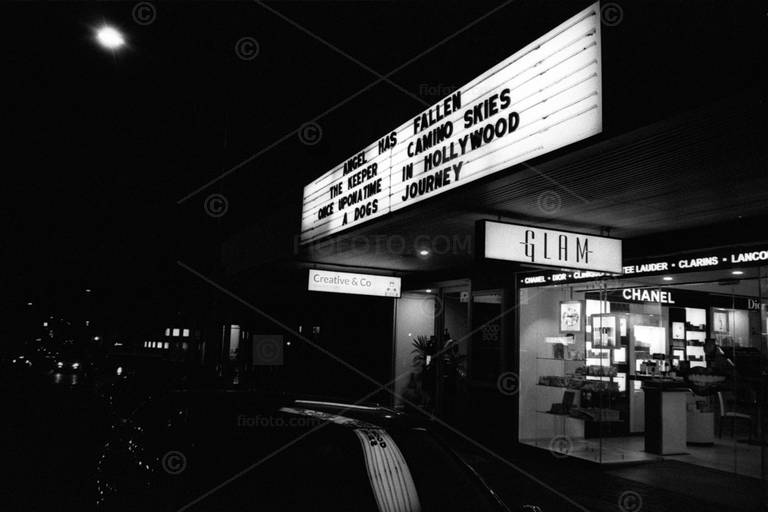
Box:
[300,3,603,244]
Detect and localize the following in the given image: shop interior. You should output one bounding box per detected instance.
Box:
[518,266,767,478]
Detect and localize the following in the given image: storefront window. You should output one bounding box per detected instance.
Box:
[518,280,649,462]
[518,265,768,492]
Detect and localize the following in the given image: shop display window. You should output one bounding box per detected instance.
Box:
[518,266,767,471]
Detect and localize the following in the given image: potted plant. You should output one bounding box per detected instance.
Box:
[410,333,467,413]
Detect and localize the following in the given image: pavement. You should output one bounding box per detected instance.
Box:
[435,427,768,512]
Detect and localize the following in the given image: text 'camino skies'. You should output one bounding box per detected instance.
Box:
[300,3,603,243]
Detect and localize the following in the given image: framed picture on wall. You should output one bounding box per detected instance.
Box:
[619,316,628,337]
[713,310,729,333]
[672,322,685,340]
[559,300,584,333]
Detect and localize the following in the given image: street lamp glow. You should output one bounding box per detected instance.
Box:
[96,26,125,50]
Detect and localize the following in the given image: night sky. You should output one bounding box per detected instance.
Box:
[3,0,765,329]
[3,1,590,317]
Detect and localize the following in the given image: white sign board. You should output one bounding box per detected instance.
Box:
[300,3,602,244]
[308,269,401,298]
[483,220,622,274]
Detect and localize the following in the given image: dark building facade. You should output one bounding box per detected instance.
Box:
[223,0,767,504]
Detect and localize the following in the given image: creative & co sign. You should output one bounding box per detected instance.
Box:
[307,269,401,298]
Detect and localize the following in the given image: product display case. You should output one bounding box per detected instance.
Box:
[587,314,625,392]
[685,307,707,368]
[670,320,686,367]
[531,311,628,439]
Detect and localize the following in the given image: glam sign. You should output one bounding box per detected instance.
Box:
[482,220,622,274]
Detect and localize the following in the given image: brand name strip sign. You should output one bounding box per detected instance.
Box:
[300,3,602,244]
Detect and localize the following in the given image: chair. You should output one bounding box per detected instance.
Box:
[717,391,752,441]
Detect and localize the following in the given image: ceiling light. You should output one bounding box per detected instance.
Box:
[731,270,744,275]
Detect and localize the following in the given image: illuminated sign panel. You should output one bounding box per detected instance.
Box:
[621,288,676,305]
[519,243,768,287]
[483,220,622,274]
[300,3,603,244]
[308,269,401,298]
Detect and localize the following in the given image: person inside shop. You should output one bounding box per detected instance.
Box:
[703,338,735,374]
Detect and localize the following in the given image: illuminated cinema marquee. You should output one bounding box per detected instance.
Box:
[300,2,603,244]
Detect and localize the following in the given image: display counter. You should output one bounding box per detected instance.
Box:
[642,381,691,455]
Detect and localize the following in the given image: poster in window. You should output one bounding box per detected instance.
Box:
[592,314,618,348]
[619,316,627,337]
[713,310,729,334]
[560,301,584,333]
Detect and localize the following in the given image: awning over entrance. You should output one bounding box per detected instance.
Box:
[298,93,767,275]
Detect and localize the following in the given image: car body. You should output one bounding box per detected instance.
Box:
[95,389,521,511]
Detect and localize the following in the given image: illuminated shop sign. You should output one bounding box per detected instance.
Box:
[520,243,768,287]
[482,221,622,273]
[623,247,768,275]
[620,288,675,304]
[308,269,401,298]
[584,288,760,311]
[300,3,603,244]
